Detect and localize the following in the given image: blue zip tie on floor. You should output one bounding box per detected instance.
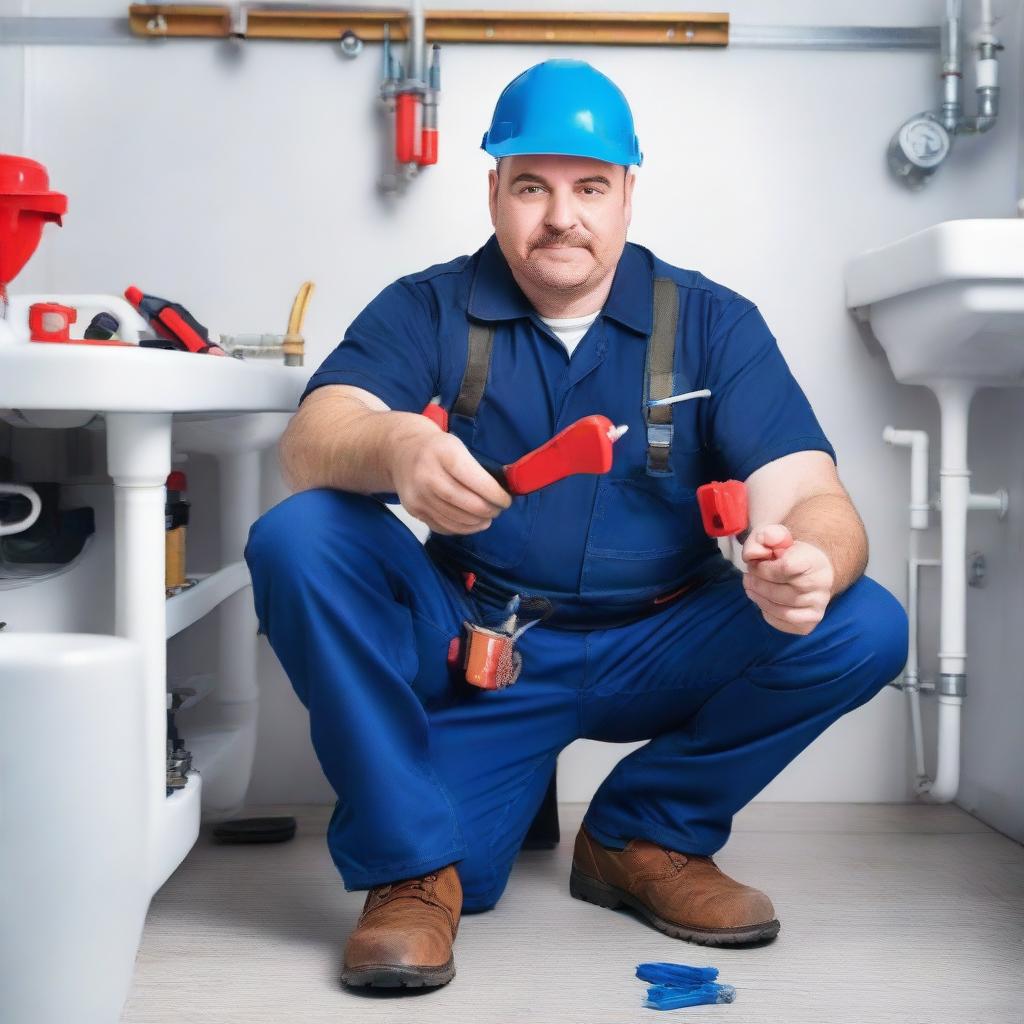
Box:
[644,982,737,1010]
[636,962,720,987]
[636,962,736,1011]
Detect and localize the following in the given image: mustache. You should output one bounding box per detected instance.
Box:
[529,229,592,251]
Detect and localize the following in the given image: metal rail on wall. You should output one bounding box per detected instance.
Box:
[0,10,940,50]
[127,6,732,46]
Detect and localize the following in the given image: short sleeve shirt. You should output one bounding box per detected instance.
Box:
[303,235,835,608]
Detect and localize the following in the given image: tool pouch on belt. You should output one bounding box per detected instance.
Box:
[462,622,523,690]
[458,598,552,692]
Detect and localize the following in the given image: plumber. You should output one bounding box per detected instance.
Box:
[245,60,908,990]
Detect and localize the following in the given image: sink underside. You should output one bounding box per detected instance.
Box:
[868,280,1024,384]
[845,219,1024,385]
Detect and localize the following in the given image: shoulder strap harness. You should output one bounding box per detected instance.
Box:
[453,279,679,475]
[452,321,495,421]
[645,277,680,475]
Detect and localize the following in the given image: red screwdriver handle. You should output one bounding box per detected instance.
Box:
[696,480,748,538]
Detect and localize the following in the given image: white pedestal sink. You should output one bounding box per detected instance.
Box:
[845,218,1021,803]
[0,336,306,1024]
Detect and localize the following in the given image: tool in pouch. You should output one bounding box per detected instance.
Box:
[458,594,555,690]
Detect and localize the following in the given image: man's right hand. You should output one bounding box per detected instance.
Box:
[390,428,512,535]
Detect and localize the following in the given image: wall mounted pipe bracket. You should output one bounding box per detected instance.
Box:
[938,673,966,698]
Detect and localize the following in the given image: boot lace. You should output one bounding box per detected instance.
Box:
[370,872,438,904]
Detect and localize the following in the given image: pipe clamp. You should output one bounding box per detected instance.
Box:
[938,673,966,697]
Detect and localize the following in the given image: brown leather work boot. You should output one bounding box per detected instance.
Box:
[341,864,462,989]
[570,825,779,946]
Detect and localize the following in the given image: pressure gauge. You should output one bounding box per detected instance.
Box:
[887,114,952,190]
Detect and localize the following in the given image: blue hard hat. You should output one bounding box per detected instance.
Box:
[481,60,643,167]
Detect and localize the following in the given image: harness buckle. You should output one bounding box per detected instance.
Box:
[646,423,673,449]
[646,422,674,476]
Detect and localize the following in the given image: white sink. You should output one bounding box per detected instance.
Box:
[846,219,1024,809]
[0,342,307,416]
[845,219,1024,385]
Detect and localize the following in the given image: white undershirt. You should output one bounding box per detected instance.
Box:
[538,310,601,357]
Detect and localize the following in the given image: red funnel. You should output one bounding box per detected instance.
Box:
[0,155,67,299]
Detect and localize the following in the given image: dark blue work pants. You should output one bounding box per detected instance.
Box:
[245,489,907,912]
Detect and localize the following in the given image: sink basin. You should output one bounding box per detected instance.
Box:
[845,219,1024,384]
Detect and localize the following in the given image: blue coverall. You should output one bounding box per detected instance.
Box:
[245,236,908,912]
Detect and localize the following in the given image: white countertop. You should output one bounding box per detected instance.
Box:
[0,342,308,414]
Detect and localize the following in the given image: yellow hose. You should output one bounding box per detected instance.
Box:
[287,280,315,336]
[284,281,314,366]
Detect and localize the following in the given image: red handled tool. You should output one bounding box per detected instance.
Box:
[422,403,449,430]
[454,595,553,690]
[500,415,627,494]
[395,91,420,164]
[29,302,75,342]
[125,286,226,356]
[422,404,627,495]
[382,32,441,171]
[695,479,794,559]
[696,480,748,538]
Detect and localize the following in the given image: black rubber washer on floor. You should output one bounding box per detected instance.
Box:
[211,816,297,844]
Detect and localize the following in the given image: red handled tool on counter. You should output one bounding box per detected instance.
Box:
[125,286,226,356]
[422,404,628,495]
[28,302,132,347]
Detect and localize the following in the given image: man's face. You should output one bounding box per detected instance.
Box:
[488,154,635,297]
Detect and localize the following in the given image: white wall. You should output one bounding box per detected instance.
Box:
[0,1,26,153]
[3,1,1022,824]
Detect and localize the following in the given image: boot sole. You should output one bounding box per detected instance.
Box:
[342,957,455,989]
[570,866,780,946]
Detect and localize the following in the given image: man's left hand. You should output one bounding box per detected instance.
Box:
[741,524,834,636]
